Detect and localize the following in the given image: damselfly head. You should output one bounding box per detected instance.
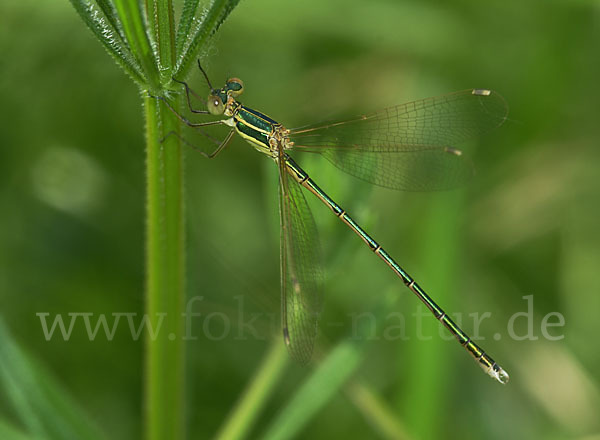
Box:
[206,77,244,115]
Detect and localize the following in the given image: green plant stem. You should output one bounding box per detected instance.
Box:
[69,2,241,439]
[144,94,185,440]
[215,340,289,440]
[399,191,462,439]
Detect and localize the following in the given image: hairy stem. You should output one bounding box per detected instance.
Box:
[144,93,185,440]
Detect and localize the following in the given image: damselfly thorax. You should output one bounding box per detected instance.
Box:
[207,78,294,159]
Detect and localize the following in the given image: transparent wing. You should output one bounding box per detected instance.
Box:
[289,89,507,190]
[319,148,474,191]
[278,158,323,364]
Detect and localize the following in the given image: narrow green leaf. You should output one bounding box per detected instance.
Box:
[95,0,130,48]
[213,0,241,33]
[68,0,145,85]
[345,381,412,440]
[0,318,106,440]
[259,293,398,440]
[155,0,178,81]
[214,341,289,440]
[173,0,241,80]
[114,0,160,89]
[175,0,201,59]
[145,0,158,62]
[260,342,363,440]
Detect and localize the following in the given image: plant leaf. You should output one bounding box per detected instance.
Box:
[260,341,363,440]
[214,341,289,440]
[174,0,241,80]
[113,0,161,89]
[258,293,399,440]
[175,0,201,59]
[0,318,106,440]
[345,381,412,440]
[213,0,241,32]
[155,0,178,82]
[95,0,130,49]
[68,0,145,85]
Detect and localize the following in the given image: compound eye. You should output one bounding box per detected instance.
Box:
[226,78,244,97]
[207,95,224,115]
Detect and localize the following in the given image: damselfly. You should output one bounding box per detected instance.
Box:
[154,62,509,384]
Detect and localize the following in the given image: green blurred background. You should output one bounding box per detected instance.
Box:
[1,0,599,439]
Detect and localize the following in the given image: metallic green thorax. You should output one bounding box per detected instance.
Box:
[233,106,279,154]
[215,88,292,157]
[229,104,294,158]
